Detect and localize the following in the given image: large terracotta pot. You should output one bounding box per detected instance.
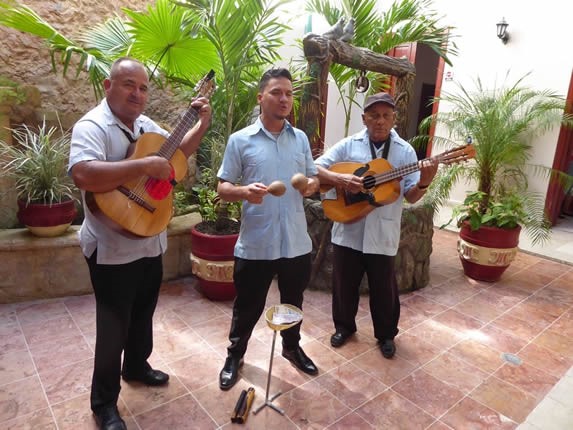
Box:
[17,199,77,237]
[190,225,238,301]
[457,221,521,282]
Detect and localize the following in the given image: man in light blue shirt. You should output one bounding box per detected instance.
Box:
[315,93,437,359]
[217,68,319,390]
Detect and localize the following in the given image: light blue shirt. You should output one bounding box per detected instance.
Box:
[315,128,419,256]
[69,99,169,264]
[217,117,318,260]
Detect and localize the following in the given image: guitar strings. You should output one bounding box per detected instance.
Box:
[368,146,472,186]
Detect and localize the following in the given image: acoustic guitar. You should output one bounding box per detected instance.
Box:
[86,70,216,238]
[320,144,475,224]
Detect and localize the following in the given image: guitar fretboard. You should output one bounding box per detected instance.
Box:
[372,161,421,185]
[157,108,199,160]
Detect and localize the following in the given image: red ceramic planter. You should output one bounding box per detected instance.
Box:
[189,225,238,301]
[17,199,77,237]
[457,221,521,282]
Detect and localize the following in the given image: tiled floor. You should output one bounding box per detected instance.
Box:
[1,229,573,429]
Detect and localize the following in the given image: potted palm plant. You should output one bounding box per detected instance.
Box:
[0,120,78,237]
[420,74,573,281]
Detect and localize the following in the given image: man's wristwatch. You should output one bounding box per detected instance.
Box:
[417,182,429,190]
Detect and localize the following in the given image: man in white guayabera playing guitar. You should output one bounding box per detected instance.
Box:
[68,57,212,430]
[315,92,438,360]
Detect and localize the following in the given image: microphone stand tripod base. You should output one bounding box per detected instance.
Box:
[252,304,303,416]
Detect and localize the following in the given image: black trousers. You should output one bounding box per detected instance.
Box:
[226,254,311,358]
[85,250,163,413]
[332,244,400,341]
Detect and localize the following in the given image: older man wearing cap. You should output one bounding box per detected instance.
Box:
[315,92,437,359]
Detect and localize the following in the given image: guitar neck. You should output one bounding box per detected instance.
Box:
[157,107,199,159]
[372,160,421,185]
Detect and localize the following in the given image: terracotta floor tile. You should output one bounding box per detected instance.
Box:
[51,393,132,430]
[453,295,506,323]
[470,376,539,423]
[0,376,48,423]
[520,293,572,319]
[468,324,528,354]
[20,315,81,347]
[527,260,572,278]
[195,380,249,426]
[355,389,435,429]
[327,412,377,429]
[427,420,455,430]
[278,379,351,429]
[172,298,229,328]
[491,313,549,342]
[392,369,465,418]
[29,334,92,373]
[0,349,36,386]
[548,311,573,338]
[534,329,573,357]
[432,309,485,334]
[153,327,209,364]
[394,332,442,367]
[406,319,465,350]
[169,348,225,392]
[2,229,571,429]
[518,342,573,379]
[422,352,489,394]
[448,339,505,374]
[191,315,233,349]
[1,408,57,430]
[351,348,416,386]
[506,268,558,289]
[441,396,517,429]
[134,394,217,429]
[401,294,449,317]
[16,301,68,325]
[315,362,387,409]
[119,376,188,416]
[40,358,93,405]
[416,281,478,307]
[494,362,558,401]
[398,305,429,331]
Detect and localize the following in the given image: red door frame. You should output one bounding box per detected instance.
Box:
[545,69,573,225]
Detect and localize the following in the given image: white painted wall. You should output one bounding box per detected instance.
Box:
[277,1,572,206]
[430,0,573,204]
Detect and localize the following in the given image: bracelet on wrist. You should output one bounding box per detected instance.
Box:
[417,182,429,190]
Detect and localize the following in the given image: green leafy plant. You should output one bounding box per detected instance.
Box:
[0,120,78,204]
[419,74,573,245]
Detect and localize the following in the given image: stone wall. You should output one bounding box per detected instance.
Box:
[0,213,199,303]
[305,198,434,294]
[0,0,183,129]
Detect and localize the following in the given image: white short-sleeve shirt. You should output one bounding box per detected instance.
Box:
[217,117,318,260]
[68,99,169,264]
[315,128,420,256]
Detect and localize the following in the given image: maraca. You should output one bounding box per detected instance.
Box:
[291,173,308,191]
[267,180,286,196]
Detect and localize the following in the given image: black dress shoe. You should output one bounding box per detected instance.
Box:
[330,331,353,347]
[282,346,318,375]
[219,356,244,391]
[380,339,396,359]
[122,368,169,386]
[93,405,127,430]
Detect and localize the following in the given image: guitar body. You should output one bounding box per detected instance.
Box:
[86,132,188,238]
[321,158,401,223]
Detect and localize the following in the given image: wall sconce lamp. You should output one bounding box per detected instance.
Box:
[496,17,509,44]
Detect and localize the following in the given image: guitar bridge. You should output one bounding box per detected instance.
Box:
[118,186,156,213]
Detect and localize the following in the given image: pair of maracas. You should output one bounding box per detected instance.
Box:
[267,173,308,197]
